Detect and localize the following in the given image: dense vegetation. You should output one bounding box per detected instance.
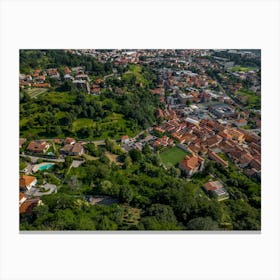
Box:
[20,50,261,231]
[20,51,160,140]
[20,146,261,230]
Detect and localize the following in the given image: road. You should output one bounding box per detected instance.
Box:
[20,154,65,163]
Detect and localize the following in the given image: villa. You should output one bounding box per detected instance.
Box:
[19,175,37,192]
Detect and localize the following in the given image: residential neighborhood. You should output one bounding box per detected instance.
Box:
[19,49,261,231]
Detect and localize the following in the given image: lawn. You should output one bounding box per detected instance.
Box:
[72,118,95,131]
[41,91,75,104]
[230,66,257,72]
[236,88,261,109]
[26,88,49,98]
[122,64,148,86]
[160,146,189,166]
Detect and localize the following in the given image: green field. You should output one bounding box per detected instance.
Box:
[230,66,257,72]
[160,146,189,166]
[236,88,261,109]
[26,88,49,98]
[122,65,148,86]
[72,118,95,131]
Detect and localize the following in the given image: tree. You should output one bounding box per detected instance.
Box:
[100,180,113,194]
[64,156,73,168]
[186,217,220,230]
[129,148,142,162]
[119,185,134,204]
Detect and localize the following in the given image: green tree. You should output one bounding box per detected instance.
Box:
[187,217,220,230]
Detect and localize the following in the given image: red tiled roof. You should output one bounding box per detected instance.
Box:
[27,141,49,153]
[121,135,129,140]
[204,181,223,191]
[180,154,203,171]
[20,175,36,188]
[20,199,40,214]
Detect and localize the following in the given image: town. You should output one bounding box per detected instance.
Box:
[19,49,261,230]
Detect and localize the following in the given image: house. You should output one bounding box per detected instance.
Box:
[203,181,229,201]
[47,68,60,79]
[60,142,84,156]
[205,135,223,148]
[33,83,50,88]
[71,143,84,156]
[26,140,50,154]
[20,198,41,214]
[19,192,27,206]
[64,137,76,145]
[121,135,130,144]
[19,138,26,149]
[208,150,228,167]
[20,175,37,191]
[179,154,205,177]
[234,119,248,127]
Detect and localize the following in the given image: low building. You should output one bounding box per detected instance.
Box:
[60,142,84,156]
[19,138,26,149]
[26,140,50,154]
[20,175,37,192]
[64,137,76,145]
[203,181,229,201]
[208,151,229,167]
[20,198,41,214]
[179,154,205,177]
[121,135,130,144]
[19,192,27,206]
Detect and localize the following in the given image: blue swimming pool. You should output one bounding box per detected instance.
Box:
[38,163,54,171]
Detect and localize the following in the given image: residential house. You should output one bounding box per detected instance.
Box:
[19,138,26,149]
[179,154,205,177]
[60,142,84,156]
[121,135,130,144]
[26,140,50,154]
[208,150,228,167]
[20,175,37,192]
[203,181,229,201]
[19,192,27,206]
[64,137,76,145]
[20,198,41,214]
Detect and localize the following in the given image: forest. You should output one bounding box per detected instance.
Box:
[20,143,261,231]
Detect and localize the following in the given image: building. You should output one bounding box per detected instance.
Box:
[60,142,84,156]
[208,150,229,167]
[121,135,130,144]
[19,138,26,149]
[20,198,41,214]
[64,137,76,145]
[19,192,27,206]
[179,154,205,177]
[20,175,37,191]
[26,140,50,154]
[203,181,229,201]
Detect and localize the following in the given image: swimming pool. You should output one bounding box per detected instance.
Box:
[38,163,54,171]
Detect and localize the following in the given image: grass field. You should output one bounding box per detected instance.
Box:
[122,64,148,86]
[42,91,76,104]
[236,88,261,108]
[26,88,49,98]
[160,146,189,166]
[230,66,257,72]
[72,118,95,131]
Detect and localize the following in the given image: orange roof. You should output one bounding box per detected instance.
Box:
[20,175,36,188]
[204,181,223,191]
[64,137,76,144]
[20,199,40,214]
[121,135,129,140]
[33,83,50,88]
[180,154,203,171]
[19,192,27,200]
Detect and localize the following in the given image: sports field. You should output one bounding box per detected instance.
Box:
[160,146,188,165]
